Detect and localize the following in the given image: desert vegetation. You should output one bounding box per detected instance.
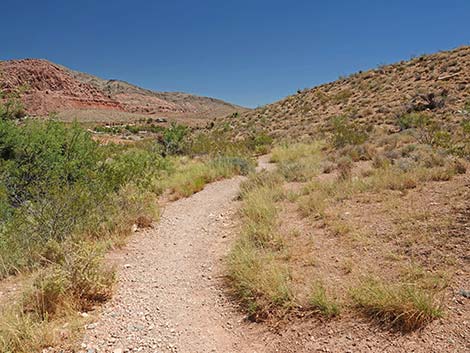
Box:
[215,46,470,140]
[0,92,270,352]
[1,45,469,352]
[226,111,468,334]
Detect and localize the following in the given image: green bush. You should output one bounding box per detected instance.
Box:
[397,113,452,147]
[0,90,26,120]
[0,120,164,277]
[161,122,188,155]
[330,115,368,148]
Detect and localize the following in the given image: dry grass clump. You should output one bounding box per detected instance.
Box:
[308,282,341,317]
[271,142,324,181]
[240,186,283,248]
[298,188,329,219]
[239,171,284,199]
[0,242,114,353]
[227,239,293,320]
[23,243,114,319]
[227,172,294,319]
[0,308,56,353]
[159,156,254,199]
[350,279,444,331]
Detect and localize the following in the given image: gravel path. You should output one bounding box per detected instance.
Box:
[82,176,267,353]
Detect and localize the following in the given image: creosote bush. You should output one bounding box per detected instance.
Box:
[330,115,368,148]
[0,120,162,277]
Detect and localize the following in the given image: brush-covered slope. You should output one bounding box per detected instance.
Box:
[216,46,470,138]
[0,59,247,124]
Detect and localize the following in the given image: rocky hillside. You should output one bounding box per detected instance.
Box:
[217,46,470,138]
[0,59,246,124]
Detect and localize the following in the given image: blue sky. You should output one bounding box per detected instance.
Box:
[1,0,469,108]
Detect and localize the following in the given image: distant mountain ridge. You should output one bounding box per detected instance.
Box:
[0,59,247,124]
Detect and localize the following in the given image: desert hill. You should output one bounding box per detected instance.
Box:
[216,45,470,138]
[0,59,246,124]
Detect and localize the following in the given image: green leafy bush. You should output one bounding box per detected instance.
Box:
[330,115,368,148]
[161,122,188,155]
[0,120,162,277]
[0,90,26,120]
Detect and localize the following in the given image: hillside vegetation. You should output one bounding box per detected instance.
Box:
[224,46,469,350]
[226,86,469,350]
[216,46,470,138]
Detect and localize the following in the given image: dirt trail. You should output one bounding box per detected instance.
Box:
[82,173,271,353]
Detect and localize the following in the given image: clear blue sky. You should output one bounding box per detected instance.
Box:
[2,0,469,108]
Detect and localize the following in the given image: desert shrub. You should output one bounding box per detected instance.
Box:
[451,119,470,158]
[351,279,443,331]
[101,145,167,190]
[330,115,368,148]
[332,89,352,103]
[0,120,100,206]
[244,132,273,155]
[254,133,274,153]
[0,89,26,120]
[340,143,376,162]
[397,113,451,147]
[0,120,164,277]
[372,154,392,169]
[160,122,188,155]
[398,113,421,131]
[278,161,305,181]
[298,189,328,219]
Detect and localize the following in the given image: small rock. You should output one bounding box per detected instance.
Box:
[459,289,470,298]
